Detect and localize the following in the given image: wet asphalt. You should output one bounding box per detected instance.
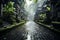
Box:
[0,21,60,40]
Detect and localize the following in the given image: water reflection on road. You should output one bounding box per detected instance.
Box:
[23,21,39,40]
[0,21,60,40]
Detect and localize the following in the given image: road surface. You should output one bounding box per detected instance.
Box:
[0,21,60,40]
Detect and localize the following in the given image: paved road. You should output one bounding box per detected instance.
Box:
[0,21,60,40]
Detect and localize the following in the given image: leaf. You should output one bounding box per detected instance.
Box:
[3,1,15,14]
[33,0,38,3]
[47,7,51,11]
[39,13,46,20]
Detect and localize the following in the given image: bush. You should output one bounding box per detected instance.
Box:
[3,1,16,24]
[39,13,46,20]
[3,1,15,15]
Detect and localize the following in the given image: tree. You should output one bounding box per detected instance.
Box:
[3,1,16,24]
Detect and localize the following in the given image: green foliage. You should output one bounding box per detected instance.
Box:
[3,1,15,14]
[46,6,51,11]
[39,13,46,20]
[3,1,16,24]
[33,0,38,3]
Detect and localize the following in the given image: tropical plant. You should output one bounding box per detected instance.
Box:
[3,1,16,24]
[3,1,15,15]
[46,6,51,11]
[39,13,46,20]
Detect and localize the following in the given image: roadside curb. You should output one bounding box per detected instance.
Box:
[36,22,60,33]
[52,21,60,24]
[0,21,26,32]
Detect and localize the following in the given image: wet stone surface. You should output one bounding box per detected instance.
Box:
[0,21,60,40]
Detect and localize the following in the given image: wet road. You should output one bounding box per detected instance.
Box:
[0,21,60,40]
